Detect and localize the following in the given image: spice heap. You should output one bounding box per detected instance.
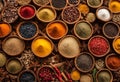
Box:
[31,37,53,57]
[18,22,37,39]
[19,71,36,82]
[62,6,80,24]
[0,53,6,67]
[109,1,120,13]
[0,23,11,38]
[88,36,109,57]
[113,37,120,54]
[46,21,67,39]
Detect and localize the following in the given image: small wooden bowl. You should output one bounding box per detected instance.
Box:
[96,69,113,82]
[0,52,7,67]
[75,52,95,73]
[58,35,81,58]
[61,6,81,24]
[68,0,80,6]
[74,20,93,40]
[87,0,103,8]
[16,21,39,40]
[6,58,23,74]
[36,6,56,22]
[46,20,68,40]
[18,4,36,20]
[113,36,120,54]
[33,0,50,6]
[80,74,93,82]
[18,70,37,82]
[0,22,12,38]
[2,36,25,56]
[102,22,119,39]
[96,6,113,22]
[17,0,31,5]
[88,35,110,57]
[31,36,54,58]
[50,0,67,10]
[37,65,56,82]
[105,53,120,71]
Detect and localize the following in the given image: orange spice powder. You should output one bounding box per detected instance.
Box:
[0,23,11,37]
[47,22,67,39]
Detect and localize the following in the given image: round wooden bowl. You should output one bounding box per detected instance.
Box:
[61,6,81,24]
[75,52,95,73]
[31,36,54,58]
[36,6,57,22]
[17,70,37,82]
[6,58,23,74]
[105,53,120,71]
[96,6,113,22]
[113,36,120,54]
[18,4,36,20]
[50,0,68,10]
[0,22,12,38]
[16,21,39,40]
[37,65,57,82]
[80,74,93,82]
[96,69,113,82]
[58,35,81,58]
[68,0,80,6]
[0,52,7,67]
[2,36,25,56]
[87,0,103,8]
[74,20,93,40]
[17,0,31,5]
[102,22,119,39]
[33,0,50,6]
[46,20,68,40]
[88,35,110,57]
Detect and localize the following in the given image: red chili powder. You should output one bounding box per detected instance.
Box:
[20,6,35,18]
[89,37,109,56]
[107,56,120,69]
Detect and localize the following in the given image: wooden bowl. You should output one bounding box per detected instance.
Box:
[6,58,23,74]
[61,6,81,24]
[17,70,37,82]
[87,0,103,8]
[75,52,95,73]
[46,20,68,40]
[58,35,81,58]
[74,20,93,40]
[96,6,113,22]
[17,0,31,5]
[88,35,110,57]
[31,36,54,58]
[105,53,120,71]
[96,69,113,82]
[113,36,120,54]
[68,0,80,6]
[18,4,36,20]
[36,6,56,22]
[0,22,12,38]
[37,65,57,82]
[16,21,39,40]
[33,0,50,6]
[50,0,67,10]
[102,22,119,39]
[2,36,25,56]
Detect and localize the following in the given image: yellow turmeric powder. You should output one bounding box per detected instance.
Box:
[109,1,120,13]
[78,4,89,16]
[46,22,67,39]
[31,38,53,57]
[113,37,120,54]
[0,23,11,37]
[71,70,80,80]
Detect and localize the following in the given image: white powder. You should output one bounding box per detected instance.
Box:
[97,9,111,21]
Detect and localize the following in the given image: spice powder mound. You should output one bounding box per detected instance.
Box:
[19,22,37,39]
[88,36,109,56]
[76,53,93,72]
[47,22,66,39]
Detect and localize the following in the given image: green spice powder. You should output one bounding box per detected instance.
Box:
[75,22,92,38]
